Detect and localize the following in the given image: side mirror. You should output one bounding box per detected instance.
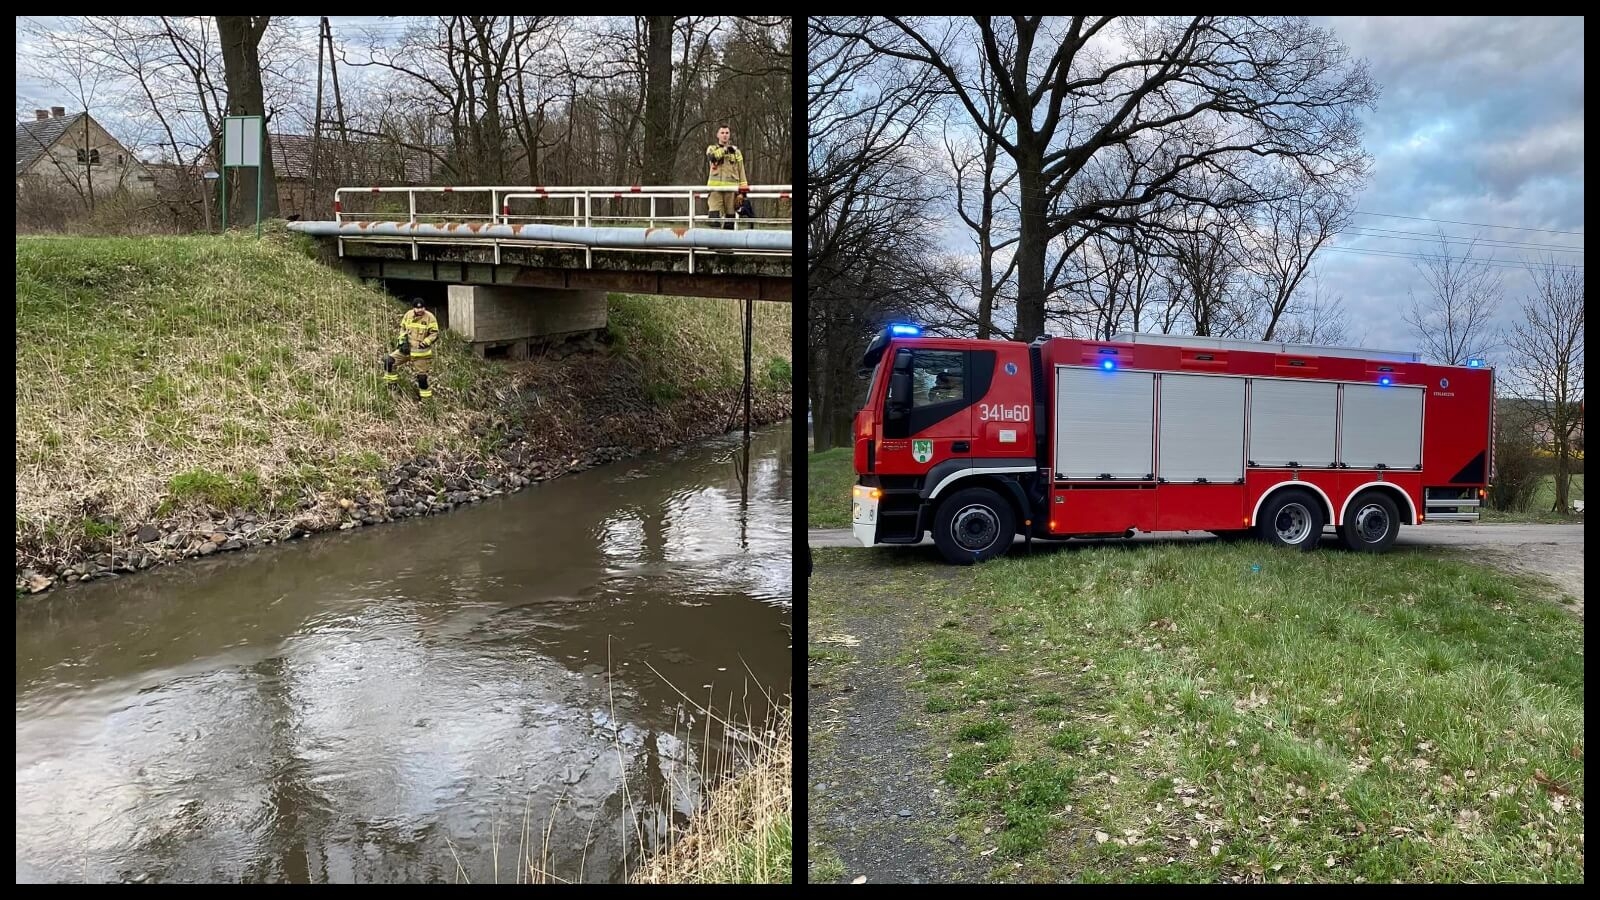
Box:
[887,370,912,409]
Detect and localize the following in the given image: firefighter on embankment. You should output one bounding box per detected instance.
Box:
[705,124,749,231]
[384,297,440,398]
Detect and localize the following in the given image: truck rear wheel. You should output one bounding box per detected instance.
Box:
[1338,491,1402,553]
[1256,489,1325,551]
[932,487,1015,565]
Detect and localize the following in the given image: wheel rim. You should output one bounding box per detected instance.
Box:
[952,504,1000,552]
[1353,503,1390,543]
[1274,502,1313,544]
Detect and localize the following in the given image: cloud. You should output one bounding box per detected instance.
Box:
[1292,16,1585,354]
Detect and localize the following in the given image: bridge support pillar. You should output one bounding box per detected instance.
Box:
[446,285,608,352]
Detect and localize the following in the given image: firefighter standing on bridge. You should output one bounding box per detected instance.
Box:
[705,125,749,231]
[384,298,440,398]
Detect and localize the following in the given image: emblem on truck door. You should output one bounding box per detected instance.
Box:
[913,440,933,463]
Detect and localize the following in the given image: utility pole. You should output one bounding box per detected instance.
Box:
[309,17,354,218]
[310,17,326,215]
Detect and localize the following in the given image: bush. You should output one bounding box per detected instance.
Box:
[1488,401,1545,512]
[16,175,184,236]
[763,356,792,390]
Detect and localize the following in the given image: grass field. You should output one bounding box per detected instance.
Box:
[809,541,1584,883]
[807,448,854,528]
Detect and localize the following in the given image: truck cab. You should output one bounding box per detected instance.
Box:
[851,325,1035,560]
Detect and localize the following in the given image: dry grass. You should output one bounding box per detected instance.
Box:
[461,661,793,885]
[630,694,793,884]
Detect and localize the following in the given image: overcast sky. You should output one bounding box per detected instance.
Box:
[1305,16,1584,355]
[896,16,1585,357]
[15,16,419,135]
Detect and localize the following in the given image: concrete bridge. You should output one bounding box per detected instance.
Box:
[288,183,792,356]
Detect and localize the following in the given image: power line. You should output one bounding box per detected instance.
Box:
[1337,221,1584,246]
[1325,245,1584,268]
[1353,210,1584,236]
[1338,228,1585,254]
[1340,222,1584,251]
[1321,245,1584,271]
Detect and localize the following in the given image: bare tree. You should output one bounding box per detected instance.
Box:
[1050,230,1148,340]
[1505,262,1584,513]
[1246,172,1357,341]
[815,16,1376,343]
[808,21,943,451]
[1401,235,1502,364]
[1273,277,1351,346]
[941,66,1017,339]
[1160,205,1256,338]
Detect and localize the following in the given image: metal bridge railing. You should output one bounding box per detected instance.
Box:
[333,184,792,232]
[326,184,793,270]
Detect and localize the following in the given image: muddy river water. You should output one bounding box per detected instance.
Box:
[15,423,793,883]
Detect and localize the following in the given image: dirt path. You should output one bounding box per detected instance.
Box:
[810,523,1585,619]
[1394,523,1585,619]
[808,567,997,884]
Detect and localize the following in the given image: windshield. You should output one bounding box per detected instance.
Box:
[858,351,886,412]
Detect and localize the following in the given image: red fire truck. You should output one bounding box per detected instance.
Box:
[850,325,1493,564]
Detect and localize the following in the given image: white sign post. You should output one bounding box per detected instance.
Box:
[221,115,265,236]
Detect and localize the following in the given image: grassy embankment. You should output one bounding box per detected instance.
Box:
[16,229,791,585]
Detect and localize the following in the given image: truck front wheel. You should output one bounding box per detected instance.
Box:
[932,487,1015,565]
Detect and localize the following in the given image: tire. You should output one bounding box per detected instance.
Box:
[1255,488,1325,551]
[1338,491,1402,553]
[932,487,1015,565]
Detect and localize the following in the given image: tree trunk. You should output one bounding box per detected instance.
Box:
[1553,430,1571,513]
[1014,154,1046,342]
[811,344,834,452]
[977,246,995,340]
[642,16,675,187]
[216,16,280,222]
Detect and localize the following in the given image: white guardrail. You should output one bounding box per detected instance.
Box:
[324,184,792,270]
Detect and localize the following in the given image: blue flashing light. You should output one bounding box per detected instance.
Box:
[888,323,921,337]
[1379,376,1392,386]
[1467,358,1485,368]
[1102,359,1116,371]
